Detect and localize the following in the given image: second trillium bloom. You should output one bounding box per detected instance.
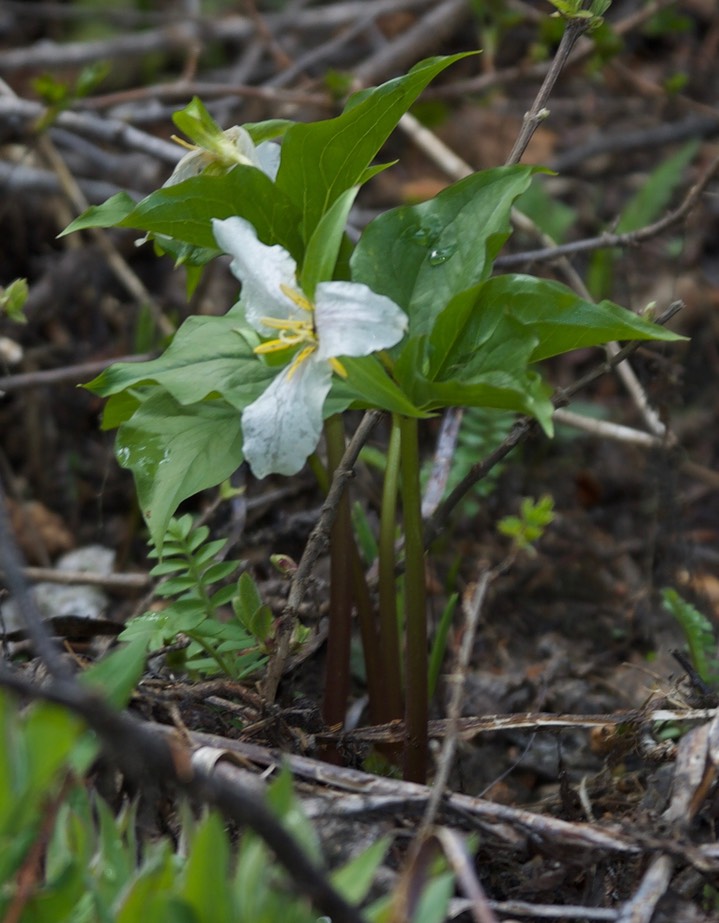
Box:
[212,216,408,479]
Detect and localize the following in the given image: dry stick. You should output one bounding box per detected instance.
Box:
[505,15,591,168]
[32,134,175,339]
[81,80,329,112]
[0,97,181,163]
[434,827,500,923]
[424,0,680,102]
[354,0,470,86]
[0,1,434,73]
[261,411,383,703]
[0,354,156,394]
[0,80,174,337]
[615,854,674,923]
[496,151,719,268]
[417,568,492,839]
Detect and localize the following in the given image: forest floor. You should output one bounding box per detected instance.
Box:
[2,1,719,920]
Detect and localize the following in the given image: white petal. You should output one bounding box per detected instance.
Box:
[313,282,407,360]
[212,217,300,334]
[241,359,331,478]
[218,126,260,166]
[256,141,281,181]
[164,148,214,186]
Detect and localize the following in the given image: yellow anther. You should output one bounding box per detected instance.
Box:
[255,335,305,355]
[170,135,199,152]
[280,284,314,313]
[287,345,316,379]
[329,357,348,379]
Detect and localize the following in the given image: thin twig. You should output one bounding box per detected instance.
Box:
[418,568,492,838]
[496,152,719,268]
[0,354,156,394]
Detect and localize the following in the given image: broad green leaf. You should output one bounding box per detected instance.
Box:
[24,703,84,795]
[64,170,303,261]
[116,391,244,548]
[87,313,274,414]
[463,275,683,362]
[276,53,471,241]
[351,165,538,335]
[300,186,359,297]
[128,169,303,258]
[395,325,554,431]
[335,355,429,417]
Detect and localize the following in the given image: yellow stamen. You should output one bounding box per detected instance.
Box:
[329,357,348,379]
[287,345,316,379]
[259,316,314,334]
[254,335,307,355]
[280,284,314,313]
[171,135,198,152]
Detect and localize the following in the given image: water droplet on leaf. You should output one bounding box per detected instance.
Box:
[428,245,456,266]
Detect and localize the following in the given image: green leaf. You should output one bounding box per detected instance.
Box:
[60,191,137,235]
[351,165,538,335]
[64,170,303,262]
[79,639,148,708]
[181,812,232,923]
[662,588,719,685]
[172,96,226,151]
[300,186,359,297]
[616,140,699,233]
[332,837,391,904]
[115,391,244,549]
[276,53,471,241]
[467,275,684,362]
[0,277,29,322]
[335,355,429,417]
[87,313,274,414]
[131,169,303,258]
[243,118,294,145]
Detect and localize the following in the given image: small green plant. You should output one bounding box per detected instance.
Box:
[1,689,448,923]
[0,278,29,323]
[661,588,719,688]
[119,514,267,680]
[65,47,682,780]
[498,495,555,553]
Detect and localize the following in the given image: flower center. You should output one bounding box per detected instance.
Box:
[253,283,348,380]
[253,284,318,378]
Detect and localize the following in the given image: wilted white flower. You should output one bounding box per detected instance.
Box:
[166,126,280,186]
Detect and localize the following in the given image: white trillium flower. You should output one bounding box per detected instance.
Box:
[212,216,408,479]
[165,126,280,186]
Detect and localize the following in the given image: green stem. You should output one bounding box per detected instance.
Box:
[399,414,428,783]
[322,415,353,741]
[377,416,404,721]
